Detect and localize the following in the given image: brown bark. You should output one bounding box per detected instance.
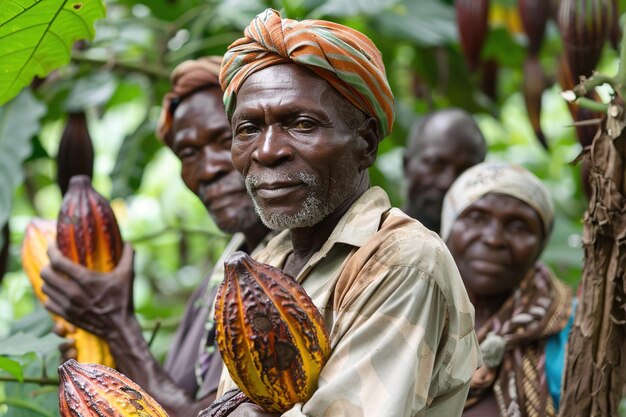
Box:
[559,99,626,417]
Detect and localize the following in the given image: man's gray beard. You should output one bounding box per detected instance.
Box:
[245,172,349,230]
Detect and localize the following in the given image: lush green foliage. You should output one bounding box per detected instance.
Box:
[0,0,620,414]
[0,0,106,106]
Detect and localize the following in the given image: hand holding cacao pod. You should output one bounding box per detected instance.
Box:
[214,251,331,413]
[58,359,169,417]
[42,243,135,336]
[38,174,125,367]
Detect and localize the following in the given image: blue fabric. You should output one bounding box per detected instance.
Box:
[545,297,577,409]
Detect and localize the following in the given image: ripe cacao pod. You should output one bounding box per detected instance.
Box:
[558,0,611,79]
[21,219,116,367]
[57,112,94,196]
[518,0,550,54]
[58,359,169,417]
[56,175,123,367]
[455,0,490,71]
[215,251,331,413]
[522,55,548,149]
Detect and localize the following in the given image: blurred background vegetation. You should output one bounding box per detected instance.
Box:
[0,0,623,414]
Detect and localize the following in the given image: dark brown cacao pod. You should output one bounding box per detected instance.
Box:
[522,55,548,149]
[519,0,550,54]
[558,0,611,78]
[455,0,490,71]
[56,112,94,195]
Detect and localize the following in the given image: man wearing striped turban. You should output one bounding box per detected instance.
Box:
[208,9,480,417]
[440,162,574,417]
[41,57,271,417]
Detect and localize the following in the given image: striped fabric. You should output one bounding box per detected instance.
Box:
[156,56,223,144]
[219,8,395,138]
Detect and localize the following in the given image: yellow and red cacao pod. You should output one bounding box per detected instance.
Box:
[215,251,331,413]
[518,0,550,54]
[21,218,116,368]
[57,112,94,196]
[522,55,548,149]
[58,359,169,417]
[455,0,490,71]
[56,175,123,367]
[558,0,611,79]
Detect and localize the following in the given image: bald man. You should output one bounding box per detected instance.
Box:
[403,108,487,233]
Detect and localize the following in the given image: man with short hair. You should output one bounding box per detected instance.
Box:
[403,108,487,233]
[210,9,480,417]
[41,57,270,417]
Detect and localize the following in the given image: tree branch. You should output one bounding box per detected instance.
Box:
[71,52,169,80]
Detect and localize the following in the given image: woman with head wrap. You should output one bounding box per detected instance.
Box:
[440,161,575,417]
[202,8,480,417]
[41,56,270,416]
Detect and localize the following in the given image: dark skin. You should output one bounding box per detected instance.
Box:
[225,63,380,415]
[41,88,269,417]
[403,109,486,233]
[446,193,545,417]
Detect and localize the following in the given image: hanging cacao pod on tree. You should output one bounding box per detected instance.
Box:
[558,0,611,80]
[518,0,551,54]
[522,55,549,149]
[58,359,169,417]
[55,175,124,367]
[455,0,490,71]
[56,112,94,196]
[214,251,331,413]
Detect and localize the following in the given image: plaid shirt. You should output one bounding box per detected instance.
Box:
[217,187,480,417]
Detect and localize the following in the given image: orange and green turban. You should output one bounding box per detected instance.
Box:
[219,8,395,138]
[156,56,223,145]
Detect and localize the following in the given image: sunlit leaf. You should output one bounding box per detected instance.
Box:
[0,356,23,381]
[0,0,106,105]
[0,89,46,247]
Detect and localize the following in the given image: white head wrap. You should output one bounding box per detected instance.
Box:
[440,161,554,241]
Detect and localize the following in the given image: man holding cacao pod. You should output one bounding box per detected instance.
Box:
[210,9,481,417]
[403,108,487,234]
[41,57,271,417]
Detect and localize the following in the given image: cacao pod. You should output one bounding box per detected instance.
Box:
[56,175,123,367]
[58,359,169,417]
[215,251,331,413]
[558,0,611,79]
[455,0,490,71]
[21,219,116,367]
[609,0,622,51]
[56,112,94,196]
[522,55,548,149]
[518,0,550,54]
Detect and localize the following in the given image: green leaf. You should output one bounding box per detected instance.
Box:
[0,0,107,105]
[110,118,162,200]
[0,332,66,358]
[370,1,457,47]
[0,89,46,238]
[0,356,23,381]
[311,0,400,17]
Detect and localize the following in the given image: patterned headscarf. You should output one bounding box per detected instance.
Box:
[440,161,554,242]
[219,8,395,138]
[156,56,223,145]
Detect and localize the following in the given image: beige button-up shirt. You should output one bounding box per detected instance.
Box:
[218,186,480,417]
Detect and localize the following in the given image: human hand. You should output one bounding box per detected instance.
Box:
[41,243,135,336]
[52,320,78,361]
[227,403,281,417]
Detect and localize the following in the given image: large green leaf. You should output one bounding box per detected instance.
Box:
[0,332,65,357]
[0,356,23,381]
[0,89,46,247]
[0,0,106,105]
